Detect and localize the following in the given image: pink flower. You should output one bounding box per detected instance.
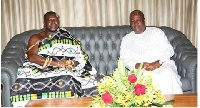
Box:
[102,92,113,104]
[134,84,146,96]
[128,74,137,83]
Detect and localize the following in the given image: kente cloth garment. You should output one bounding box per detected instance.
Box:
[119,27,183,94]
[10,28,98,105]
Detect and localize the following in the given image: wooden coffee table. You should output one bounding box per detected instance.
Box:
[165,94,197,107]
[25,94,197,107]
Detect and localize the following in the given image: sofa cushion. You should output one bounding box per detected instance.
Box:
[181,77,191,92]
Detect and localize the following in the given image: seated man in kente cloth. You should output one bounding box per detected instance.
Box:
[10,11,97,107]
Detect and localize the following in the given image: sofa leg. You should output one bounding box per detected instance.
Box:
[1,84,3,107]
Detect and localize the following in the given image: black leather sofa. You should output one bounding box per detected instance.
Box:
[1,25,197,107]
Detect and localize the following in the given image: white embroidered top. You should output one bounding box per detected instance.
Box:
[119,27,174,70]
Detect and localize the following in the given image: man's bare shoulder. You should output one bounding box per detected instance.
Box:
[30,31,45,39]
[29,31,45,44]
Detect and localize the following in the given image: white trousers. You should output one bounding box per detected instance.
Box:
[143,61,183,94]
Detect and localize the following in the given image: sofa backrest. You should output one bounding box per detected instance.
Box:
[2,25,197,76]
[158,27,197,76]
[65,25,132,75]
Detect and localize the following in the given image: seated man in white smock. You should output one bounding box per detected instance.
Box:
[119,10,183,94]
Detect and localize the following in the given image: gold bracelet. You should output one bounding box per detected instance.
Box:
[47,58,52,66]
[66,60,72,65]
[43,56,49,67]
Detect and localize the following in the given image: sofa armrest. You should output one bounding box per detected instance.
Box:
[1,40,27,107]
[171,35,197,93]
[1,29,42,107]
[1,67,16,107]
[1,29,43,79]
[159,26,197,93]
[174,43,197,93]
[1,41,27,81]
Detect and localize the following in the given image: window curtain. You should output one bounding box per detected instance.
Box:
[1,0,197,53]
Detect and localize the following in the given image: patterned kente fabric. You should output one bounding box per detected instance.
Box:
[10,28,98,102]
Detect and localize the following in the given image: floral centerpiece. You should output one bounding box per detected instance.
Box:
[90,60,174,107]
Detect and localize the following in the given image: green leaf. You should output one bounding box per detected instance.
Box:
[136,63,143,79]
[118,60,125,74]
[163,99,175,105]
[129,83,133,90]
[151,100,175,107]
[151,103,163,107]
[114,69,122,89]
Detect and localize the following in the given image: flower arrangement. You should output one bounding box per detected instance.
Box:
[90,60,174,107]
